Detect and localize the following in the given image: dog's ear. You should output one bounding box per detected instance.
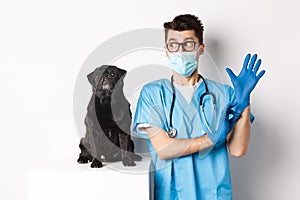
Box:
[87,71,94,86]
[118,68,127,79]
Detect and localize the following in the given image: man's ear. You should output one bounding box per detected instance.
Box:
[199,43,205,55]
[165,46,170,59]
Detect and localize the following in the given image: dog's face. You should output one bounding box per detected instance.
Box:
[87,65,127,102]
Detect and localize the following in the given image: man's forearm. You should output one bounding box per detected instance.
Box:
[227,106,251,157]
[159,134,213,160]
[146,127,213,160]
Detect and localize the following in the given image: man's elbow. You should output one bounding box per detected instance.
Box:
[155,148,176,160]
[157,152,171,160]
[230,149,247,158]
[158,155,168,160]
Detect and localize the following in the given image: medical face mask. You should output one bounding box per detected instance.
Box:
[168,50,198,77]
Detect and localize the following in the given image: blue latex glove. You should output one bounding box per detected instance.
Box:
[226,53,266,115]
[207,102,238,147]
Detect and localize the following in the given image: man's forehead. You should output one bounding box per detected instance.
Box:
[167,29,197,41]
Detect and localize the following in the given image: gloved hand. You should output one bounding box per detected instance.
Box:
[207,102,238,147]
[226,53,266,115]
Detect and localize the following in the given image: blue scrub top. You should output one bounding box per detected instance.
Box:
[132,78,250,200]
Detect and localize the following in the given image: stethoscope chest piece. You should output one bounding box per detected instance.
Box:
[169,127,177,138]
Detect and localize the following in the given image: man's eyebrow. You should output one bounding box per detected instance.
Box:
[167,37,197,42]
[184,37,196,41]
[167,38,177,42]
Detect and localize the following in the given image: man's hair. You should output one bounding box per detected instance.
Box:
[163,14,204,44]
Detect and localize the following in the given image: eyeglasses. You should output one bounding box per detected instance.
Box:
[166,41,201,52]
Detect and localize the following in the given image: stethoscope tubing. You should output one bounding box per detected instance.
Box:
[168,74,216,138]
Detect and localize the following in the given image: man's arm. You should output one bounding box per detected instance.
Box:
[225,54,265,157]
[145,126,213,160]
[226,106,251,157]
[144,102,237,160]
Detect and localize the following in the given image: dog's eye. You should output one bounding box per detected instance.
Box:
[111,73,115,76]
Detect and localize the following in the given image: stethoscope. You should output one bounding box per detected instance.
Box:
[168,74,217,138]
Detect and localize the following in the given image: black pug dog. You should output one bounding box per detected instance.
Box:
[77,65,142,168]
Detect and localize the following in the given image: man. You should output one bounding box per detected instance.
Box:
[132,14,265,200]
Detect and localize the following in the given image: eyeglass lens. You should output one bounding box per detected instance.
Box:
[167,41,198,52]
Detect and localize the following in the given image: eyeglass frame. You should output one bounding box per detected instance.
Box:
[165,40,202,52]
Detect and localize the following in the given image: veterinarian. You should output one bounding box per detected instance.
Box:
[132,14,265,200]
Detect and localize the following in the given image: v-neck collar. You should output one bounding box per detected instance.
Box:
[163,77,205,106]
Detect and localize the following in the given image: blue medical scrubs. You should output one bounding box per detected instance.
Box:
[132,78,245,200]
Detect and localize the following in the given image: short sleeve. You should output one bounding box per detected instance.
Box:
[132,85,167,140]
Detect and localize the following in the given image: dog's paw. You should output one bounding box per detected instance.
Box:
[91,159,103,168]
[122,157,136,167]
[129,152,142,161]
[77,155,92,164]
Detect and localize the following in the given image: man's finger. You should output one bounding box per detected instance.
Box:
[248,54,257,70]
[256,70,266,80]
[253,59,262,74]
[225,68,237,81]
[243,53,251,71]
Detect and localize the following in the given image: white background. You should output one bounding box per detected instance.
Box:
[1,0,300,199]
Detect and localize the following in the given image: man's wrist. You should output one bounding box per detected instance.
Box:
[235,100,250,115]
[240,105,251,117]
[198,134,214,148]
